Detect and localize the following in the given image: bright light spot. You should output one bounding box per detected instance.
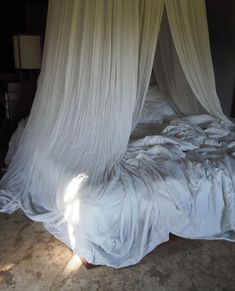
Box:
[0,263,16,272]
[64,174,88,249]
[67,222,76,249]
[66,255,82,272]
[64,174,88,203]
[73,200,80,222]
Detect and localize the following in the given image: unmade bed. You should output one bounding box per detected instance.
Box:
[0,0,234,269]
[3,85,235,268]
[56,86,234,267]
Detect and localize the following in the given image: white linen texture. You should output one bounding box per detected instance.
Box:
[0,0,234,268]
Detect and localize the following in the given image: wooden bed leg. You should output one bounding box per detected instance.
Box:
[80,258,98,269]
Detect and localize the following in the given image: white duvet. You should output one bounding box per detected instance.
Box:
[41,114,235,267]
[1,87,235,268]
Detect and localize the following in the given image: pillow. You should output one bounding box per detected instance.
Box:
[139,85,175,124]
[181,114,217,126]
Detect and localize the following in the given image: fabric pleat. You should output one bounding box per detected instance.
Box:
[165,0,230,122]
[154,10,205,116]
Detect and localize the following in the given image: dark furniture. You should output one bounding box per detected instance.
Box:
[4,81,37,133]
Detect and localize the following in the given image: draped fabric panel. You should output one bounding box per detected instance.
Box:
[154,10,205,116]
[0,0,142,212]
[131,0,164,130]
[165,0,230,122]
[0,0,165,218]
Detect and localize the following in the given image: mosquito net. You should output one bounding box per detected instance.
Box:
[0,0,233,267]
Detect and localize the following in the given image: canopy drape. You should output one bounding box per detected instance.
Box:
[154,10,205,115]
[0,0,165,214]
[131,0,164,129]
[0,0,233,268]
[165,0,229,121]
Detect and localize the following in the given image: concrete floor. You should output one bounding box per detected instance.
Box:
[0,131,235,291]
[0,211,234,291]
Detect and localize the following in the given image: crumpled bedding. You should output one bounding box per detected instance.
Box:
[1,114,235,268]
[43,114,235,267]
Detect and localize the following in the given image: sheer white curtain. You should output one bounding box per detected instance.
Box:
[154,10,205,115]
[165,0,230,122]
[0,0,163,216]
[132,0,164,129]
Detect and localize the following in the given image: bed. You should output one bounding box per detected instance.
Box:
[41,85,234,267]
[3,85,235,268]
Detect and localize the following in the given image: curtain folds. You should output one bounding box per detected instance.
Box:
[154,10,205,115]
[0,0,165,215]
[0,0,230,223]
[131,0,164,130]
[0,0,141,212]
[165,0,230,122]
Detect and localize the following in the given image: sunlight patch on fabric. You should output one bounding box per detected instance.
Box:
[64,174,88,248]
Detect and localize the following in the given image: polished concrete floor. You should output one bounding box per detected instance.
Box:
[0,210,235,291]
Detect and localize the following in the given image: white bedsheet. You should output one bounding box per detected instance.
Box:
[1,114,235,267]
[41,115,235,267]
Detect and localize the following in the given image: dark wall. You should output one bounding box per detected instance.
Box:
[0,0,48,72]
[206,0,235,118]
[0,2,25,71]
